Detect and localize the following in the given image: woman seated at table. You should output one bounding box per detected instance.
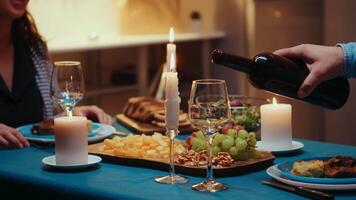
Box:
[0,0,112,149]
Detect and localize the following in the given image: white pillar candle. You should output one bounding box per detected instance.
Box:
[260,98,292,149]
[54,116,88,165]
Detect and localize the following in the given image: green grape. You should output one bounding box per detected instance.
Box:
[192,143,200,152]
[212,134,225,146]
[229,146,239,157]
[196,140,207,152]
[235,138,248,151]
[247,148,257,158]
[221,137,234,151]
[212,146,221,156]
[227,129,237,138]
[248,137,257,146]
[192,144,199,152]
[194,131,205,140]
[235,150,249,161]
[248,132,256,138]
[225,135,234,141]
[238,130,249,139]
[191,137,201,148]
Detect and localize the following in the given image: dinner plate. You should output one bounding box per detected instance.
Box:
[17,123,115,143]
[266,165,356,191]
[277,157,356,184]
[257,140,304,154]
[42,155,102,169]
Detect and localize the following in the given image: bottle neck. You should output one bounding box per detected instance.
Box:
[211,49,254,74]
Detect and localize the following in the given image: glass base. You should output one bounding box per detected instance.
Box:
[192,179,228,192]
[155,175,189,184]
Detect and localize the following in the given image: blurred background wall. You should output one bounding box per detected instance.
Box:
[323,0,356,145]
[28,0,356,145]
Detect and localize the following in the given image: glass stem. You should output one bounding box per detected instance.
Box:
[167,129,177,178]
[169,136,175,177]
[66,108,73,118]
[206,133,213,182]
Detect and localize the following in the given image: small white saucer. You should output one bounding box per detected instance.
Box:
[256,140,304,154]
[42,155,102,169]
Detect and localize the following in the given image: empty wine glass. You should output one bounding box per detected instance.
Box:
[188,79,231,192]
[51,61,85,117]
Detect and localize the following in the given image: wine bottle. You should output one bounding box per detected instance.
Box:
[211,49,350,110]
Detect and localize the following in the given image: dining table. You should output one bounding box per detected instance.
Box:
[0,122,355,200]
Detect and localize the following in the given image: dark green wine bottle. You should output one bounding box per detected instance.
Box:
[211,49,349,110]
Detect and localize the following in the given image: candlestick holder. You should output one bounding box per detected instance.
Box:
[154,128,189,184]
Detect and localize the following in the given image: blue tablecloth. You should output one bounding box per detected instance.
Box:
[0,123,355,200]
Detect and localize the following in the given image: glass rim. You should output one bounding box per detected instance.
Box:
[229,95,270,103]
[54,61,81,66]
[192,79,226,84]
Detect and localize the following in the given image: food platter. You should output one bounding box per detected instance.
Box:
[18,123,115,143]
[267,165,356,191]
[88,142,275,177]
[116,114,197,135]
[277,157,356,184]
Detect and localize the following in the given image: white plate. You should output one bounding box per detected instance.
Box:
[42,155,102,169]
[257,140,304,154]
[266,165,356,191]
[18,123,115,143]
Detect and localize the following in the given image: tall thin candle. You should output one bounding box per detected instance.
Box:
[166,27,176,72]
[165,28,180,129]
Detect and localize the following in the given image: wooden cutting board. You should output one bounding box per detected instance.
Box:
[116,114,197,135]
[89,142,275,177]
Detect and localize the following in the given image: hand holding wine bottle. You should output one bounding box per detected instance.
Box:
[211,47,349,110]
[274,44,345,98]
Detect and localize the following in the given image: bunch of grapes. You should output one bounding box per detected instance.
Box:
[212,129,258,161]
[186,127,259,161]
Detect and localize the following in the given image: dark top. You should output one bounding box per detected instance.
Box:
[0,33,43,127]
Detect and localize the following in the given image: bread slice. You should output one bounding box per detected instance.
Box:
[124,97,155,117]
[123,96,191,128]
[132,101,164,122]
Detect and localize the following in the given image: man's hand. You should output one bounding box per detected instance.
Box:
[274,44,344,98]
[73,105,112,125]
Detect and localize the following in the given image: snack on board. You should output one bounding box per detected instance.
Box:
[102,132,186,160]
[230,100,261,132]
[290,156,356,178]
[185,126,259,161]
[324,156,356,178]
[31,119,55,135]
[122,96,191,128]
[32,119,93,135]
[175,150,234,168]
[291,160,325,178]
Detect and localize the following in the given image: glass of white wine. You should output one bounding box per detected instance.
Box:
[188,79,231,192]
[51,61,84,117]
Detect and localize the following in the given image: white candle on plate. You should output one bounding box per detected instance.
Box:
[54,116,88,165]
[260,97,292,149]
[165,28,180,129]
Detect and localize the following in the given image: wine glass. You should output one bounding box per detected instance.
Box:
[188,79,231,192]
[51,61,85,117]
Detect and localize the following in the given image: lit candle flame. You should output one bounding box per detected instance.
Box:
[169,52,176,72]
[169,27,174,43]
[272,97,278,105]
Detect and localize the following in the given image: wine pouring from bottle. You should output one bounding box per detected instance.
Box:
[210,49,349,110]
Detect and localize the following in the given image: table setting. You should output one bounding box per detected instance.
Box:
[3,27,355,200]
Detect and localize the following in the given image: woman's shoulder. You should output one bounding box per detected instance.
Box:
[29,42,52,76]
